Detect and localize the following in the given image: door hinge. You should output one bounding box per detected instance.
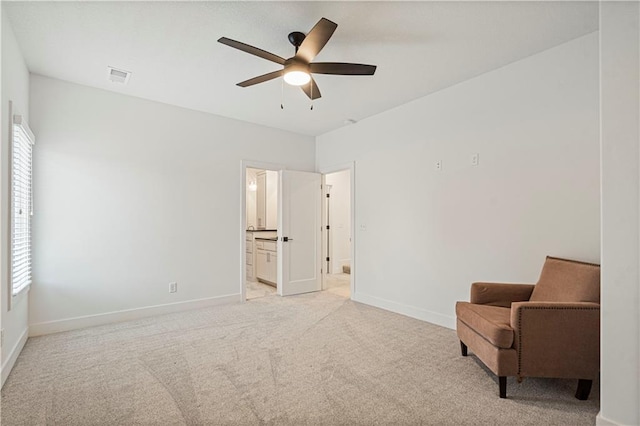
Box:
[326,257,330,262]
[326,225,330,230]
[326,193,330,198]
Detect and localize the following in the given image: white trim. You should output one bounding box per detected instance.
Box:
[11,283,29,305]
[1,326,28,388]
[240,160,286,303]
[321,178,331,284]
[352,291,456,330]
[596,413,621,426]
[319,162,356,299]
[29,293,240,337]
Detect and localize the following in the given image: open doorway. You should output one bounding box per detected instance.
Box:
[242,162,282,301]
[322,167,353,298]
[246,167,278,300]
[242,161,324,301]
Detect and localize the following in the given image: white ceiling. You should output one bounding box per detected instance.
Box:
[5,1,598,136]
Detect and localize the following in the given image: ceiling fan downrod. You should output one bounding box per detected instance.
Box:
[287,31,306,53]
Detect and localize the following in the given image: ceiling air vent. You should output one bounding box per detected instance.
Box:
[107,66,131,84]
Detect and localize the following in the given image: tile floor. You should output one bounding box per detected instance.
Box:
[246,273,350,300]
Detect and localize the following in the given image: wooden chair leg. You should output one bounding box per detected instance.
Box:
[575,379,593,400]
[499,376,507,399]
[460,341,468,356]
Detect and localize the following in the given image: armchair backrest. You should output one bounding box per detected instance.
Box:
[529,256,600,303]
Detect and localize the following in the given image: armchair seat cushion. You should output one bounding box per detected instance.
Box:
[456,302,514,349]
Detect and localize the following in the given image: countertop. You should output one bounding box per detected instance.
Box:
[246,229,277,232]
[255,237,278,241]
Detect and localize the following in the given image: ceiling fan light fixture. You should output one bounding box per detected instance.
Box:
[283,70,311,86]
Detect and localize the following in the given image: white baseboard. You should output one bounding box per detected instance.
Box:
[596,412,621,426]
[1,326,29,388]
[352,292,456,330]
[29,293,241,336]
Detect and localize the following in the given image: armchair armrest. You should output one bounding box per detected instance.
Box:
[470,282,535,307]
[510,301,600,379]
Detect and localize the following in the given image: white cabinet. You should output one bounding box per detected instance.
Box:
[256,171,278,230]
[256,240,277,286]
[256,249,268,281]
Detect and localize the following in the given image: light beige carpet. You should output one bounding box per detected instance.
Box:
[1,290,599,425]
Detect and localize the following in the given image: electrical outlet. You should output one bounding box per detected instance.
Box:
[169,282,178,293]
[471,153,480,166]
[435,160,442,171]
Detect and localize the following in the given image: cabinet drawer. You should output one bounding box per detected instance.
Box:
[264,241,276,251]
[255,241,264,249]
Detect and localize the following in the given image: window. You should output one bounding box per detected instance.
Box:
[11,113,35,296]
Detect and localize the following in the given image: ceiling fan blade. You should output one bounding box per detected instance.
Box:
[296,18,338,63]
[237,70,284,87]
[301,77,322,100]
[310,62,377,76]
[218,37,286,65]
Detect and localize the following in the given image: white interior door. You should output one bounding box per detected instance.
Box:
[277,170,322,296]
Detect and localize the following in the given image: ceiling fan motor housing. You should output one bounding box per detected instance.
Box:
[284,57,310,73]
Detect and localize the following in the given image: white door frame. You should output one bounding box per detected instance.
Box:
[319,162,356,298]
[240,160,286,302]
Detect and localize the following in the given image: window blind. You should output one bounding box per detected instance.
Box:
[11,114,35,296]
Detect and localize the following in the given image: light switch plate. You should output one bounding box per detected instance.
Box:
[472,153,480,166]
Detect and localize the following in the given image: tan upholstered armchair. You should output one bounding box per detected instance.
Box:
[456,256,600,399]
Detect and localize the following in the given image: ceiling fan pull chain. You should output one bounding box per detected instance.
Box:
[280,78,284,110]
[310,83,314,110]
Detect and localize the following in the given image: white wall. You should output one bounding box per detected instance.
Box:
[316,32,600,328]
[29,75,315,334]
[1,9,30,385]
[246,168,257,229]
[325,170,351,273]
[246,168,278,230]
[599,2,640,425]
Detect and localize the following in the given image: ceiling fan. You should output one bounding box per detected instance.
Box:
[218,18,377,101]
